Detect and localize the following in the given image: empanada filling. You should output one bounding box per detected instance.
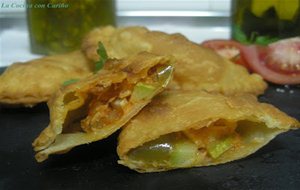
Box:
[128,133,199,168]
[127,119,276,168]
[62,64,173,133]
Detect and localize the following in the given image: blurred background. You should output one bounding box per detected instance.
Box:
[0,0,230,66]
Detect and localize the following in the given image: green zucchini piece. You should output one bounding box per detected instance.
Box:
[130,83,156,101]
[207,136,234,159]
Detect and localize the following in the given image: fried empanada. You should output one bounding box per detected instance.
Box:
[117,91,299,172]
[0,51,92,106]
[33,52,174,162]
[82,26,267,95]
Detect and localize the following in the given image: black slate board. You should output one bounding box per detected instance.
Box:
[0,67,300,190]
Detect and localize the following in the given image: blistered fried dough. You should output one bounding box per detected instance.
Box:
[0,51,92,106]
[82,26,267,95]
[117,91,299,172]
[33,52,174,162]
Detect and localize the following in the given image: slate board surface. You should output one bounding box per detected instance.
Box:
[0,67,299,190]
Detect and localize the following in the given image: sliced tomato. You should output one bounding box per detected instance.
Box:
[241,39,300,85]
[201,39,249,69]
[202,38,300,84]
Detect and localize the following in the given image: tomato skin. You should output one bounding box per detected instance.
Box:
[241,45,300,85]
[201,39,250,69]
[202,39,242,50]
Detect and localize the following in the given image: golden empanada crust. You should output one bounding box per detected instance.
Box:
[0,51,92,106]
[33,52,174,162]
[117,91,299,172]
[82,26,267,95]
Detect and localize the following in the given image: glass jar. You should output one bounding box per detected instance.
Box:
[231,0,300,45]
[26,0,116,55]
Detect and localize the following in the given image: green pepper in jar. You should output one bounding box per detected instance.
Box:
[26,0,116,55]
[231,0,300,45]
